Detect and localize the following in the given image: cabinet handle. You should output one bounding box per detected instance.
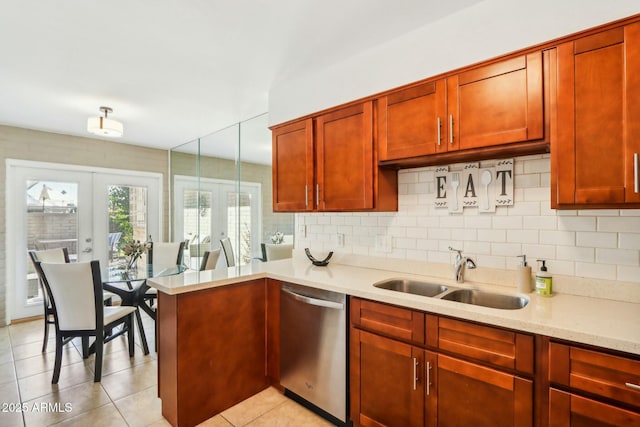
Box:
[634,153,639,193]
[437,117,441,146]
[449,115,454,144]
[316,184,320,206]
[426,361,432,396]
[305,185,308,208]
[626,382,640,391]
[412,357,419,390]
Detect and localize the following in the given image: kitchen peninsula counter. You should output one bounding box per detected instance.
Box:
[149,257,640,356]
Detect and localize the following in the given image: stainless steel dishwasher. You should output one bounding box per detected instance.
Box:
[280,283,347,424]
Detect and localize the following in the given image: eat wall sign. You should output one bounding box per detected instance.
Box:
[434,159,514,213]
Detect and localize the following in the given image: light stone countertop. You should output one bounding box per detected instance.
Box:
[149,257,640,356]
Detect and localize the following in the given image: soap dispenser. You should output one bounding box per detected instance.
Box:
[535,259,553,296]
[516,255,532,293]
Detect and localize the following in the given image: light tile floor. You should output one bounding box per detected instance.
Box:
[0,315,334,427]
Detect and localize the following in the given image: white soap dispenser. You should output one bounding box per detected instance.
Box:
[516,255,532,293]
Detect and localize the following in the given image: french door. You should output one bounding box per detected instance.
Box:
[7,160,162,320]
[173,175,262,269]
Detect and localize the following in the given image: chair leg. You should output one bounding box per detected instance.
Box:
[134,309,149,355]
[81,336,90,359]
[51,334,63,384]
[94,335,103,382]
[42,316,49,353]
[128,315,135,357]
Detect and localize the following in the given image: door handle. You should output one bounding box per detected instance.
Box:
[281,287,344,310]
[449,115,454,144]
[437,117,441,146]
[626,382,640,391]
[426,361,432,396]
[634,153,639,193]
[305,184,308,208]
[412,357,419,390]
[82,248,92,253]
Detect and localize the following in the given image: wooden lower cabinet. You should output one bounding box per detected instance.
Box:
[158,280,269,427]
[437,354,533,427]
[350,328,425,427]
[549,389,640,427]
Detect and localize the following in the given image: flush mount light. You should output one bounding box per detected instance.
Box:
[87,106,123,137]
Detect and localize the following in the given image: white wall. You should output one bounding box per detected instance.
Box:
[269,0,640,125]
[296,155,640,294]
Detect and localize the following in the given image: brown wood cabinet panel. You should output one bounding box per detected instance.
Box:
[316,102,374,210]
[379,80,447,160]
[453,53,544,150]
[553,22,640,207]
[350,328,424,427]
[549,388,640,427]
[272,118,314,212]
[350,297,425,345]
[437,317,534,374]
[437,354,533,427]
[158,280,268,427]
[266,279,281,387]
[549,342,640,409]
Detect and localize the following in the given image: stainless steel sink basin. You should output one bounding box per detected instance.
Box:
[373,278,448,297]
[440,289,528,310]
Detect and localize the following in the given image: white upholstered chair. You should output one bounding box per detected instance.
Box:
[264,243,293,261]
[220,238,235,267]
[199,249,221,271]
[33,260,136,383]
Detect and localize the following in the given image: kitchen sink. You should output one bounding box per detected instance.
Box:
[439,289,528,310]
[373,278,448,298]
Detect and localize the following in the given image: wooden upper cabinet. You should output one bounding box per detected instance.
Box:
[553,23,640,207]
[272,119,314,211]
[453,52,544,150]
[316,102,375,211]
[379,80,447,160]
[379,52,545,162]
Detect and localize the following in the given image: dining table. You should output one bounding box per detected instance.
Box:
[101,264,188,354]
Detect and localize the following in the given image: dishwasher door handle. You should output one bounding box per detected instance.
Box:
[282,287,344,310]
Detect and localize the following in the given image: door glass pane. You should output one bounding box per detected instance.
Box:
[227,192,254,265]
[183,189,212,268]
[26,180,78,303]
[108,185,148,269]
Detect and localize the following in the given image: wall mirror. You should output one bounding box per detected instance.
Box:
[170,113,294,270]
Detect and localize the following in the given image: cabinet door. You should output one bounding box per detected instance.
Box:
[549,388,640,427]
[350,328,424,427]
[316,102,374,211]
[555,23,640,206]
[451,53,544,151]
[437,354,533,427]
[272,118,314,211]
[379,80,447,160]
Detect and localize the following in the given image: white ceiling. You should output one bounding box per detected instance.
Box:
[0,0,483,164]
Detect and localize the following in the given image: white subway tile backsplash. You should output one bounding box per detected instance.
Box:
[296,156,640,288]
[596,248,639,266]
[576,232,617,248]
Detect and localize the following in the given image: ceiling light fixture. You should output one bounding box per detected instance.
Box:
[87,106,123,137]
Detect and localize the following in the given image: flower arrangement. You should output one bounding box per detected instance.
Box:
[122,239,150,269]
[270,231,284,244]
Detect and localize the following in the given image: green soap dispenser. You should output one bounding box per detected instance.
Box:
[535,259,552,296]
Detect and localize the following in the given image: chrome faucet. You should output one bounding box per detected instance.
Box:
[449,246,476,283]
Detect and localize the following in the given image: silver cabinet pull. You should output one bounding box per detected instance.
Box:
[316,184,320,206]
[449,115,454,144]
[626,382,640,391]
[305,184,308,208]
[412,357,418,390]
[634,153,639,193]
[426,361,432,396]
[437,117,441,146]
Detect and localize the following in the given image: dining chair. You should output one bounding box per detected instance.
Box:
[29,248,115,353]
[199,249,221,271]
[264,243,294,261]
[220,237,235,267]
[33,260,136,383]
[144,241,186,305]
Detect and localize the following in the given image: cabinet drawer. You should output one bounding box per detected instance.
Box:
[437,317,534,375]
[350,297,425,345]
[549,388,640,427]
[549,342,640,408]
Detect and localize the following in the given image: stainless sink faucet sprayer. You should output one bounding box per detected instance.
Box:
[449,246,476,283]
